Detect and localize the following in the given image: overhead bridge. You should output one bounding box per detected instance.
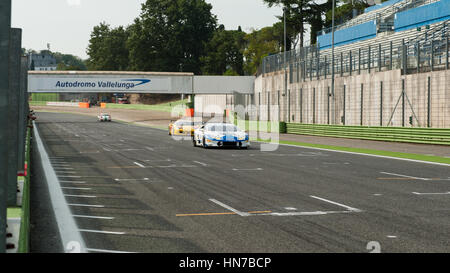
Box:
[28,71,255,95]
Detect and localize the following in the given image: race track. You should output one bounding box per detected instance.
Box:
[33,112,450,253]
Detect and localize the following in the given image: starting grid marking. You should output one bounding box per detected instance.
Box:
[177,196,362,217]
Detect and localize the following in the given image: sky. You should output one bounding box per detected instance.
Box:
[11,0,282,60]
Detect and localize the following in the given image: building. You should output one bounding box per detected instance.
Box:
[28,50,57,71]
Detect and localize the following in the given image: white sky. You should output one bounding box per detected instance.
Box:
[11,0,282,60]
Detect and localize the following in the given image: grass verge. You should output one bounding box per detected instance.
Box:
[255,138,450,165]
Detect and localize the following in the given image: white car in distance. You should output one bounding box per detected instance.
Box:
[98,113,111,122]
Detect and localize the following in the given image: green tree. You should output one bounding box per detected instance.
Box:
[324,1,369,28]
[54,52,87,70]
[243,25,283,75]
[127,0,217,74]
[86,23,129,70]
[263,0,313,49]
[201,25,246,75]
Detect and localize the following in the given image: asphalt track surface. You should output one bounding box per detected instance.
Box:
[33,112,449,253]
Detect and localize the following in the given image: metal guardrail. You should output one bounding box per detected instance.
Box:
[286,123,450,145]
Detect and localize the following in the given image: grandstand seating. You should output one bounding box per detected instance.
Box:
[317,0,444,50]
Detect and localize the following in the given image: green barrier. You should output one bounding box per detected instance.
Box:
[286,123,450,145]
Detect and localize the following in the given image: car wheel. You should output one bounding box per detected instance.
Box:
[192,136,197,147]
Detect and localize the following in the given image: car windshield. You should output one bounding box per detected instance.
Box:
[206,124,239,132]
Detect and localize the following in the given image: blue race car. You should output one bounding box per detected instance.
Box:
[193,123,249,149]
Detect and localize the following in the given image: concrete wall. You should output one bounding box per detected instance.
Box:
[255,68,450,128]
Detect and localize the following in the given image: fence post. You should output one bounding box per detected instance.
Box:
[358,48,361,74]
[417,43,420,74]
[402,44,407,75]
[327,86,330,125]
[446,37,449,70]
[300,88,303,123]
[360,83,364,126]
[378,43,381,72]
[431,40,434,72]
[313,87,316,124]
[343,84,346,125]
[316,51,320,80]
[0,0,11,254]
[288,89,291,122]
[324,56,327,79]
[340,52,343,77]
[7,28,21,206]
[427,76,431,127]
[349,51,352,76]
[402,79,405,127]
[390,41,393,71]
[368,45,371,73]
[380,81,383,126]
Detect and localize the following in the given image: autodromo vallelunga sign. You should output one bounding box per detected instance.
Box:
[28,71,194,94]
[55,79,151,90]
[28,71,255,94]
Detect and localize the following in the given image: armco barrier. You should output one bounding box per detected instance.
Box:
[286,123,450,145]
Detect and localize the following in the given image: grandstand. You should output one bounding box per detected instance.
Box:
[254,0,450,128]
[261,0,450,78]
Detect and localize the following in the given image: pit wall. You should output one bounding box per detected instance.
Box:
[255,69,450,128]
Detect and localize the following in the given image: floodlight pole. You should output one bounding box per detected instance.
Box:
[284,7,288,123]
[331,0,336,124]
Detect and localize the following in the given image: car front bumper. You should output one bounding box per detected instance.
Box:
[205,139,250,147]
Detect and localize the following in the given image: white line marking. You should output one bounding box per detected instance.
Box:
[412,192,450,195]
[145,147,154,151]
[261,210,351,216]
[255,141,450,167]
[193,161,208,166]
[86,248,136,253]
[61,187,91,190]
[114,178,149,182]
[310,195,362,212]
[387,235,398,238]
[380,172,430,180]
[133,162,146,168]
[64,194,97,198]
[143,159,171,162]
[284,207,298,211]
[79,229,125,235]
[232,168,263,171]
[209,199,250,217]
[68,204,105,208]
[73,215,115,220]
[60,181,87,184]
[56,171,76,174]
[33,122,87,253]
